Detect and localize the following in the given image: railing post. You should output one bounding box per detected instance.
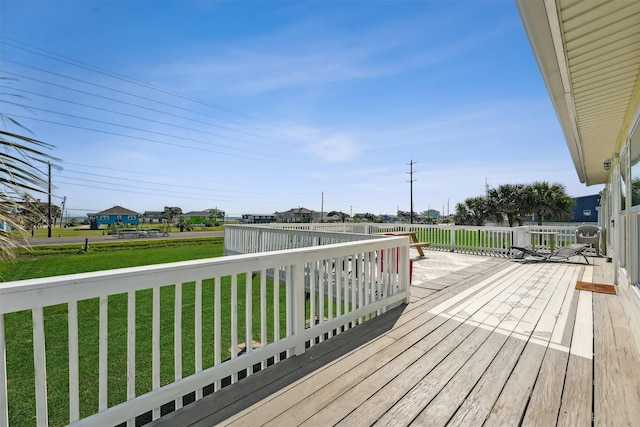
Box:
[513,226,529,248]
[291,262,306,356]
[400,244,411,302]
[450,225,456,252]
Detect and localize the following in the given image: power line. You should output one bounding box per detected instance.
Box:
[1,38,299,140]
[8,113,269,160]
[7,82,290,150]
[0,37,330,213]
[4,104,283,159]
[407,160,417,224]
[56,180,308,207]
[2,70,293,148]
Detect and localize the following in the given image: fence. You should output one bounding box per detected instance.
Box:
[226,223,583,257]
[1,222,586,426]
[0,236,409,426]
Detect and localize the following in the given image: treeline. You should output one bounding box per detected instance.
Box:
[452,181,575,227]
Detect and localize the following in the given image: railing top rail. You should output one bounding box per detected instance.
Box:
[225,224,377,236]
[0,236,405,315]
[228,223,584,231]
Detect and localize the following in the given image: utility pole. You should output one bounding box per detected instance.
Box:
[48,162,52,238]
[407,160,416,224]
[321,191,324,223]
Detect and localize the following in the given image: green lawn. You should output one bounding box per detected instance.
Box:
[1,239,290,426]
[24,224,225,239]
[1,238,225,281]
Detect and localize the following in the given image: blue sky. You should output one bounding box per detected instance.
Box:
[0,0,602,218]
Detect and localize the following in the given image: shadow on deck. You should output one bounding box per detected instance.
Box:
[151,251,640,426]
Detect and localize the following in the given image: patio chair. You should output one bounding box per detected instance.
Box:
[547,243,590,264]
[509,243,589,264]
[576,225,601,256]
[508,246,550,261]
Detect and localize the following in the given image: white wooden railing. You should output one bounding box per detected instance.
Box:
[224,225,383,256]
[227,223,584,257]
[0,236,410,427]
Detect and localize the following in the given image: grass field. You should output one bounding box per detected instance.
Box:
[24,223,225,239]
[1,237,225,281]
[1,237,291,426]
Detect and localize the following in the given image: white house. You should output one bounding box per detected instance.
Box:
[517,0,640,351]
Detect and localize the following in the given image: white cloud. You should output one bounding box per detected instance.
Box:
[308,133,361,162]
[155,11,467,97]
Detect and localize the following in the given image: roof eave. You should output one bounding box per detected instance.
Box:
[516,0,588,184]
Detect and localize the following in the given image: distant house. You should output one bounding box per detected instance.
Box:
[275,207,319,223]
[326,211,350,222]
[210,208,225,222]
[353,213,379,222]
[379,214,397,223]
[181,208,225,225]
[242,213,277,224]
[423,209,441,222]
[88,206,140,229]
[0,221,13,232]
[143,211,164,223]
[0,203,18,231]
[572,194,601,223]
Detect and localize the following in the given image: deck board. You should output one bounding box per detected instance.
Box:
[150,254,640,427]
[447,336,527,425]
[485,342,546,425]
[557,354,592,426]
[521,267,581,426]
[411,332,508,426]
[375,327,493,425]
[521,348,567,426]
[593,292,640,425]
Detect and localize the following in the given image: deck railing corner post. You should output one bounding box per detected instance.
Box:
[400,244,411,303]
[291,263,307,356]
[513,226,529,248]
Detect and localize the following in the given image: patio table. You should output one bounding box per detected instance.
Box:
[384,231,429,257]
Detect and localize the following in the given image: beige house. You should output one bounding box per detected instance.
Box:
[517,0,640,351]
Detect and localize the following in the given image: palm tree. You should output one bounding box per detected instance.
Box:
[524,181,575,225]
[1,110,59,259]
[631,176,640,207]
[486,184,526,227]
[453,197,488,226]
[162,207,182,225]
[176,216,194,232]
[327,211,349,222]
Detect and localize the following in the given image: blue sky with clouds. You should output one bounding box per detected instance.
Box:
[0,0,602,218]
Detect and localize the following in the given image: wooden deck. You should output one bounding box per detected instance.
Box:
[151,253,640,426]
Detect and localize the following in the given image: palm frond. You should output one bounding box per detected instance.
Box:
[0,111,59,259]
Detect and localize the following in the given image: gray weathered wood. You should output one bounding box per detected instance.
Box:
[593,292,640,425]
[148,256,640,427]
[557,355,592,426]
[521,348,567,426]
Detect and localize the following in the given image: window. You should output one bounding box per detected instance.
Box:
[621,150,628,211]
[100,215,109,220]
[128,215,136,220]
[631,127,640,207]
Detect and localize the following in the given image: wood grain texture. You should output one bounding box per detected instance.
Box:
[593,293,640,426]
[147,256,640,427]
